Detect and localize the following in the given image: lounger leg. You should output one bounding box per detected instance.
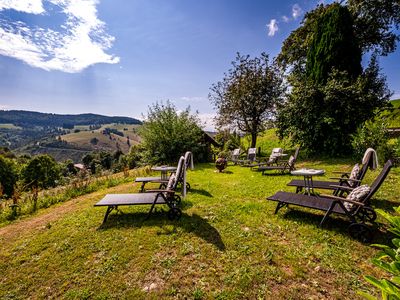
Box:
[146,194,162,220]
[275,202,287,214]
[140,182,146,192]
[103,206,115,224]
[319,202,336,227]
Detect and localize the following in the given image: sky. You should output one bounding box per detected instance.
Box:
[0,0,399,130]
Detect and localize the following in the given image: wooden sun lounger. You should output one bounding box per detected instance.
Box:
[266,160,393,242]
[95,157,185,224]
[286,150,373,194]
[135,151,192,192]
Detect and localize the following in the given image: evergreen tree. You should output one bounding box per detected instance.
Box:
[306,4,362,84]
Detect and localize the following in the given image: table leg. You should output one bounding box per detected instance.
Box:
[304,175,315,196]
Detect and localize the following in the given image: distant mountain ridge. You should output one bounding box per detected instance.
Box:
[0,110,142,127]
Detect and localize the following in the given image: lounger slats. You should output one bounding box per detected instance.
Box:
[267,191,346,214]
[95,193,167,206]
[135,176,163,183]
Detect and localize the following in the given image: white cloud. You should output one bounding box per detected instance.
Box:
[282,15,290,23]
[292,4,303,20]
[180,96,206,103]
[266,19,278,37]
[198,113,216,131]
[0,0,44,14]
[0,0,119,73]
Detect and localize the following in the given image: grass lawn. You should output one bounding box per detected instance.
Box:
[0,160,399,299]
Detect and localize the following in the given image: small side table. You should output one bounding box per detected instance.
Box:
[291,168,325,195]
[151,166,177,180]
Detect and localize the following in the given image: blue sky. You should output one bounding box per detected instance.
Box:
[0,0,399,129]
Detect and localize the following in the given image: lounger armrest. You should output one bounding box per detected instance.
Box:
[320,194,365,207]
[328,184,354,191]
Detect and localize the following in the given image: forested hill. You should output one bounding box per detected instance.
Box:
[0,110,142,127]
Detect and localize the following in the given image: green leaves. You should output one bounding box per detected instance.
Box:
[362,207,400,299]
[140,101,207,164]
[209,53,286,147]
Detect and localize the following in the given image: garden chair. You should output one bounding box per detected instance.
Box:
[266,160,393,242]
[135,151,192,192]
[230,148,241,165]
[287,149,374,195]
[250,148,284,170]
[95,157,185,224]
[238,148,257,166]
[258,147,300,174]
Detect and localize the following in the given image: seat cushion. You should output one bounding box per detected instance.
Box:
[344,184,370,210]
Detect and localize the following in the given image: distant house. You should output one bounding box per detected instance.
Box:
[73,163,86,171]
[202,131,221,161]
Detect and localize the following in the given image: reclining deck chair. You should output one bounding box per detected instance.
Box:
[230,148,241,165]
[258,148,300,174]
[95,157,185,224]
[239,148,257,166]
[135,151,192,192]
[251,148,283,170]
[287,149,374,195]
[266,160,393,242]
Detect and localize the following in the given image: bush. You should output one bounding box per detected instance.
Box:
[351,116,394,162]
[360,207,400,299]
[140,102,208,164]
[0,156,18,198]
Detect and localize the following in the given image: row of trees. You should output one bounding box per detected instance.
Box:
[210,1,399,156]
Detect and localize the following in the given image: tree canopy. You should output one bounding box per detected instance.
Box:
[276,2,393,155]
[21,154,61,190]
[209,53,286,148]
[140,102,207,164]
[306,4,362,84]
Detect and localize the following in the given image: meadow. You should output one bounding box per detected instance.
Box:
[1,159,399,299]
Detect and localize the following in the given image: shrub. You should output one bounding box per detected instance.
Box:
[140,101,208,164]
[360,207,400,299]
[351,116,394,162]
[0,156,18,198]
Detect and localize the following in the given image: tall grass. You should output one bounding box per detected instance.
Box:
[0,166,151,225]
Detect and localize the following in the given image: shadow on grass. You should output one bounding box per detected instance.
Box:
[190,188,213,198]
[372,198,400,212]
[98,209,225,251]
[278,208,393,244]
[261,172,291,176]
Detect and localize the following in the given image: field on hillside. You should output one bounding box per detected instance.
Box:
[61,124,141,154]
[1,160,399,299]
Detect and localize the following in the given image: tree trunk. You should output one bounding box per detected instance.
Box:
[251,132,257,148]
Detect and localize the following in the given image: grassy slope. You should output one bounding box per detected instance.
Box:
[383,99,400,128]
[62,124,141,154]
[1,161,399,299]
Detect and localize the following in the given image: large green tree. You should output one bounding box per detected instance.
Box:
[140,102,207,164]
[0,156,18,199]
[276,2,394,155]
[209,53,286,148]
[21,154,61,210]
[306,4,362,84]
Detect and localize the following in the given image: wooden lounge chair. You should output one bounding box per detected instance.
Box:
[266,160,393,242]
[95,157,185,224]
[287,150,373,195]
[251,148,284,170]
[238,148,257,166]
[230,148,241,165]
[258,148,300,174]
[135,151,192,192]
